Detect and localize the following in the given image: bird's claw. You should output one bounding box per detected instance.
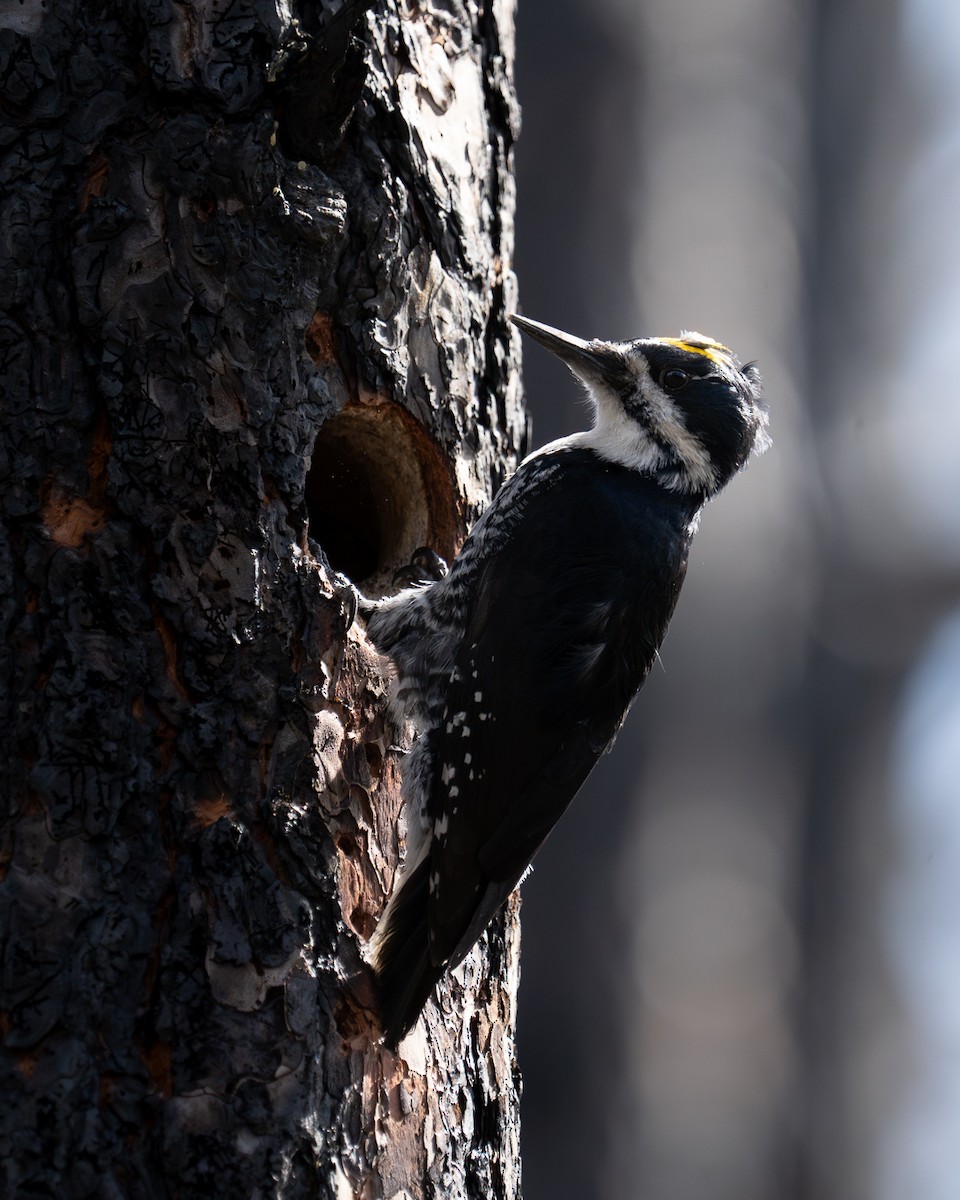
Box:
[393,547,449,588]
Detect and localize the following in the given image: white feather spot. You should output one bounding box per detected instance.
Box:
[434,814,449,836]
[449,785,460,798]
[441,763,456,785]
[474,691,482,702]
[464,753,472,764]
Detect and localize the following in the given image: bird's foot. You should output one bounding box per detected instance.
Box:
[393,547,449,588]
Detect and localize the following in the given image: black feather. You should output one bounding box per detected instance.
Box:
[373,856,442,1050]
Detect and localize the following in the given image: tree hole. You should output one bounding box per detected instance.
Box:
[305,404,456,592]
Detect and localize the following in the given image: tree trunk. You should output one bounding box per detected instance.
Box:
[0,1,525,1195]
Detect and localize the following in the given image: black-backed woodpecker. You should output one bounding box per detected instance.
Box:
[360,314,770,1049]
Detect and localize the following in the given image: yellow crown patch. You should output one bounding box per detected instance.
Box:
[657,332,733,366]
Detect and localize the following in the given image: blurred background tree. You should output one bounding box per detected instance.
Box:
[512,0,960,1197]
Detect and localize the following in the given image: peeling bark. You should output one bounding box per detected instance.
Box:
[1,1,525,1195]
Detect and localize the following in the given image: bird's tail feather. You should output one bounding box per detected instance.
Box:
[370,853,440,1049]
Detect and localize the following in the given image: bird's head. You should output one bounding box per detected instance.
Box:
[511,314,770,496]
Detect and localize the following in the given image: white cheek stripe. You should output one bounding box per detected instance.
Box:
[595,358,715,492]
[624,353,712,488]
[646,396,715,491]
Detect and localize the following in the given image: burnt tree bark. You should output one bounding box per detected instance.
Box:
[0,1,526,1196]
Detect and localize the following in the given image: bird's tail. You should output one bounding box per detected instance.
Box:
[369,853,441,1050]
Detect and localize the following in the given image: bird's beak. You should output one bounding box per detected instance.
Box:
[510,314,624,383]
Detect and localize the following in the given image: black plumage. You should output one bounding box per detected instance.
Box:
[362,315,769,1048]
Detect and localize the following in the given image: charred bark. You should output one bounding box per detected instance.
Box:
[0,0,525,1195]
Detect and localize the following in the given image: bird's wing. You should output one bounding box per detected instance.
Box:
[425,463,691,967]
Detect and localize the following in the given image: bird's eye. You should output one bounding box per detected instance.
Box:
[660,368,690,391]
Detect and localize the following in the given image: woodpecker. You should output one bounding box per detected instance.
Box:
[360,314,769,1048]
